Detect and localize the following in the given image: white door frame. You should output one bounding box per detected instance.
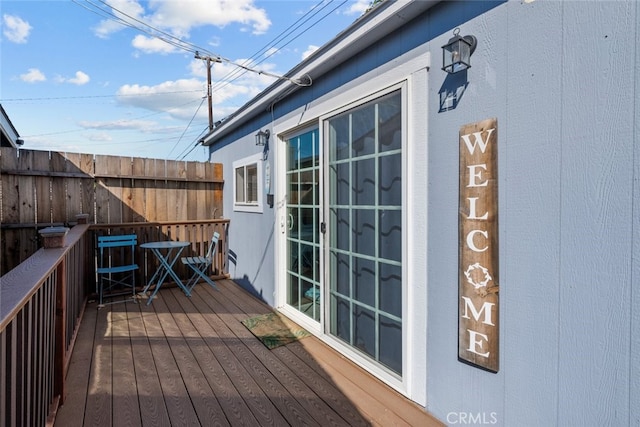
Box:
[273,49,429,405]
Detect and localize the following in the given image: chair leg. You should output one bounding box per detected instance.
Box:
[185,263,217,292]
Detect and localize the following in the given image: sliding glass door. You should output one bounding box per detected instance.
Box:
[282,90,404,377]
[326,90,403,375]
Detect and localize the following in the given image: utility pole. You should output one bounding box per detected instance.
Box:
[195,52,221,132]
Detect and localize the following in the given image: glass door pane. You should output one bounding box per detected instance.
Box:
[286,129,321,321]
[327,91,403,375]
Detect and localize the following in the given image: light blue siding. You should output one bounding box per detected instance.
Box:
[427,1,639,425]
[210,0,639,424]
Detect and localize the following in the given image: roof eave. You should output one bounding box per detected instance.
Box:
[0,104,22,148]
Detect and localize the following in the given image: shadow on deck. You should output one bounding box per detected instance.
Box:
[54,279,443,426]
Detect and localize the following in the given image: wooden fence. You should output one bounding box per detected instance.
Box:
[0,147,224,275]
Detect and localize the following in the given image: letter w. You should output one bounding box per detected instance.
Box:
[461,128,495,155]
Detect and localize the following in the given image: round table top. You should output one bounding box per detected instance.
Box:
[140,241,190,249]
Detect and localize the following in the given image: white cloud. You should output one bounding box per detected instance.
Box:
[58,71,91,85]
[20,68,46,83]
[116,78,207,120]
[302,45,319,60]
[70,71,91,85]
[92,0,271,50]
[146,0,271,36]
[2,14,32,43]
[93,0,146,38]
[131,34,178,54]
[78,119,158,132]
[115,57,278,123]
[85,132,113,142]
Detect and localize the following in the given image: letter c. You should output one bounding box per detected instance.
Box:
[466,229,488,252]
[446,413,458,424]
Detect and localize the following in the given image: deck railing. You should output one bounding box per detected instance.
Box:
[0,223,91,426]
[0,218,230,426]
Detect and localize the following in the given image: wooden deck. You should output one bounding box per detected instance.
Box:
[54,279,443,427]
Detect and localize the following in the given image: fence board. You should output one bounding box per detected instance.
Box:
[212,163,224,218]
[95,155,123,223]
[78,153,95,219]
[119,157,134,223]
[18,150,36,225]
[131,158,146,222]
[64,153,82,222]
[165,160,179,221]
[33,151,52,225]
[154,160,168,221]
[50,153,67,223]
[1,148,20,224]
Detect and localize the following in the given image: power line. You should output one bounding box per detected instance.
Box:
[208,0,345,95]
[66,0,352,158]
[75,0,311,86]
[177,126,211,161]
[168,96,206,158]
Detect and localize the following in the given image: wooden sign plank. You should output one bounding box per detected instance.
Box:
[458,118,499,373]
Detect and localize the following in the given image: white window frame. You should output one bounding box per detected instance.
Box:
[233,153,263,213]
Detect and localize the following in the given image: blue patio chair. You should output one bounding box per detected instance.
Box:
[181,231,220,292]
[96,234,139,308]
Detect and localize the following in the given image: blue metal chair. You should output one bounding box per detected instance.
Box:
[96,234,139,307]
[181,231,220,292]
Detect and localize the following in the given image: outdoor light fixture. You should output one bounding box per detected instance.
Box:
[441,28,477,74]
[255,129,270,146]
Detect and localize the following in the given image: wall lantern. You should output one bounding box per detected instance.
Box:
[441,28,477,74]
[255,129,270,146]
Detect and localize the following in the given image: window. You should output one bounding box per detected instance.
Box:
[233,153,263,213]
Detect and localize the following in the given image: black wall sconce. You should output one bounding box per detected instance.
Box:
[442,28,477,74]
[255,129,270,146]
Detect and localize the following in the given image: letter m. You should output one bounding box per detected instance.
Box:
[461,296,495,326]
[461,128,495,155]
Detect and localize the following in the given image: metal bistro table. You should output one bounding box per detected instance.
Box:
[140,240,190,305]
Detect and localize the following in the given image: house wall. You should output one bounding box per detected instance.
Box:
[211,134,278,305]
[426,1,639,425]
[210,0,639,424]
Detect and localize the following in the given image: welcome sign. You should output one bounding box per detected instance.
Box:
[458,118,499,373]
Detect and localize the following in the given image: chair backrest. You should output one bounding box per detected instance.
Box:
[205,232,220,259]
[97,234,138,266]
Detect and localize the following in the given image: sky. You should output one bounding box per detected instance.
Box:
[0,0,371,161]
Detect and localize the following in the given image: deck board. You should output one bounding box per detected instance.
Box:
[54,279,444,427]
[126,304,171,427]
[111,308,141,427]
[58,300,96,427]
